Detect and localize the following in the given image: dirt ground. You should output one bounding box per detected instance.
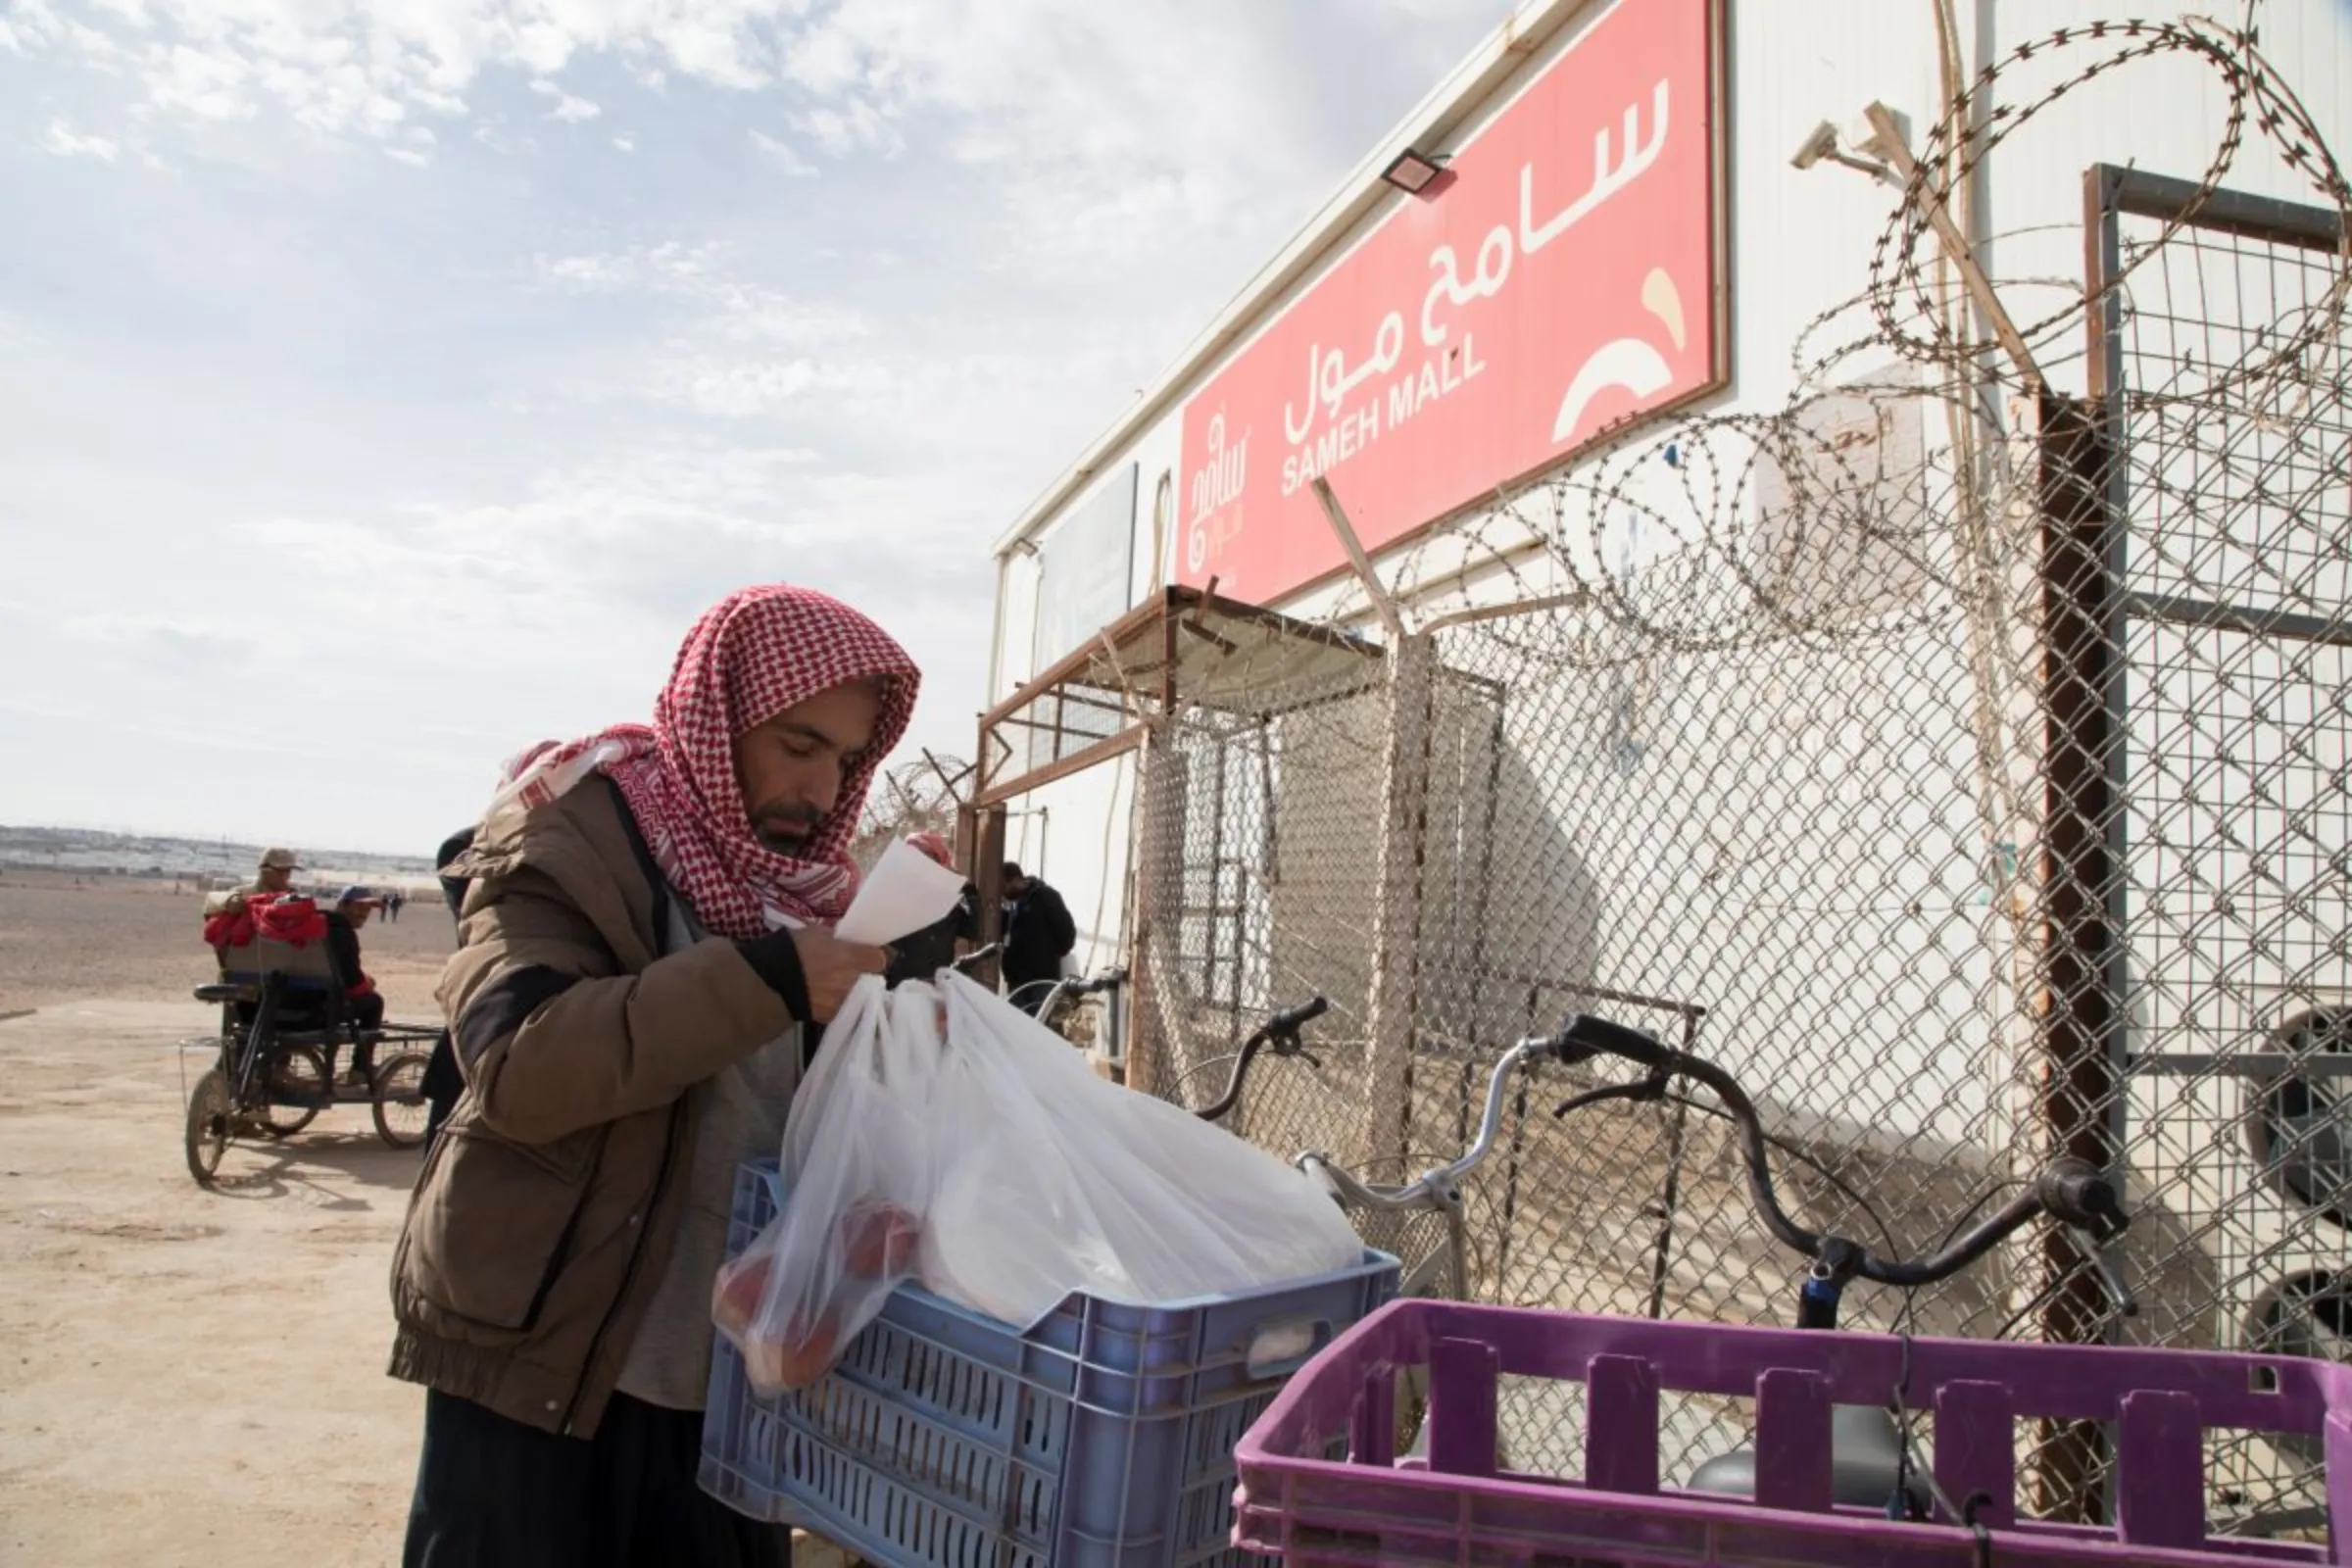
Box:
[0,873,456,1566]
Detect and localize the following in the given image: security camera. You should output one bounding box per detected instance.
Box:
[1790,121,1841,171]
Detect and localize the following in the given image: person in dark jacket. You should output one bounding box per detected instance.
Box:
[323,886,386,1086]
[883,830,977,983]
[1001,861,1076,1013]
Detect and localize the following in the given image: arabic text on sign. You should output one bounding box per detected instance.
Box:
[1278,77,1671,451]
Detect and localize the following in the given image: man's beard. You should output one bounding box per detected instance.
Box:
[752,804,821,857]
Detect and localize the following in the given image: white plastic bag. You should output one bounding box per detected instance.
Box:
[919,972,1362,1327]
[711,976,943,1394]
[713,970,1364,1393]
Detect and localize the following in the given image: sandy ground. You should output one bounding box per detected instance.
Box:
[0,873,455,1566]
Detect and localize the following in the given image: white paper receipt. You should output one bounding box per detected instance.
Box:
[834,839,967,947]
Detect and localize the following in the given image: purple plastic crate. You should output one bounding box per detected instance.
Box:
[1234,1299,2352,1567]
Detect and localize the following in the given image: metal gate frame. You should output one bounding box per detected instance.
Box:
[2042,162,2352,1520]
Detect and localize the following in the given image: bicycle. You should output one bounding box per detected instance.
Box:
[1187,998,1536,1455]
[1544,1012,2135,1511]
[1008,966,1128,1052]
[1206,1007,2136,1497]
[1196,1004,1552,1303]
[1185,995,1330,1122]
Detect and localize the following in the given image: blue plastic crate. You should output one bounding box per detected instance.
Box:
[700,1158,1397,1568]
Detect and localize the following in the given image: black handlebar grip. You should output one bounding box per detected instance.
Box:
[1553,1014,1672,1070]
[2040,1158,2129,1234]
[1266,996,1330,1035]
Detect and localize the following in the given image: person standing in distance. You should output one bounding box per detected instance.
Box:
[392,585,919,1568]
[1000,861,1076,1014]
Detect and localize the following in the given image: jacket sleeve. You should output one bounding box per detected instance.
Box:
[887,907,963,986]
[438,864,804,1146]
[326,915,365,993]
[1043,886,1078,956]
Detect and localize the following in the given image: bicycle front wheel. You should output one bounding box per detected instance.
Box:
[185,1069,233,1186]
[259,1046,328,1138]
[372,1053,430,1150]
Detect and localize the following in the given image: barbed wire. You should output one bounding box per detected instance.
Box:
[848,752,970,870]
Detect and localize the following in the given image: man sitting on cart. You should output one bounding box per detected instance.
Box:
[201,846,303,919]
[323,886,386,1087]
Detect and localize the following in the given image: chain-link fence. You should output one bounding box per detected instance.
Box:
[1116,15,2348,1530]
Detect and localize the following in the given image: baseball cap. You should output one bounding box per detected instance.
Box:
[259,847,303,870]
[335,885,382,906]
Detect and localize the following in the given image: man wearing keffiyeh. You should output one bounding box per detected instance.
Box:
[391,585,919,1567]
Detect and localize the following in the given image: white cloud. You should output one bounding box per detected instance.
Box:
[40,116,119,161]
[522,245,883,417]
[612,134,635,152]
[471,117,534,155]
[532,243,869,348]
[531,76,601,122]
[535,240,721,293]
[7,0,1410,207]
[242,441,861,638]
[749,127,816,176]
[791,99,900,159]
[649,354,890,419]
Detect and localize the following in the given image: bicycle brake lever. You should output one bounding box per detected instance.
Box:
[2069,1225,2140,1319]
[1550,1073,1669,1120]
[1267,1035,1320,1069]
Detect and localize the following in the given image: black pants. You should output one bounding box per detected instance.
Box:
[421,1030,463,1143]
[404,1389,789,1568]
[322,993,385,1082]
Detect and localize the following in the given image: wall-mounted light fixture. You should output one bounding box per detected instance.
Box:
[1380,148,1450,195]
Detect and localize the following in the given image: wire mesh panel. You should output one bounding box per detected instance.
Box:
[2098,175,2352,1531]
[1114,16,2349,1524]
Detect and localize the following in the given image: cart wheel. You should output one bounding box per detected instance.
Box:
[259,1046,329,1138]
[185,1068,233,1186]
[372,1053,431,1150]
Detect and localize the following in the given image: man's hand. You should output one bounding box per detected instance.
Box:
[790,926,889,1020]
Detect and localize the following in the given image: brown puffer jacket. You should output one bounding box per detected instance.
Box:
[387,778,808,1439]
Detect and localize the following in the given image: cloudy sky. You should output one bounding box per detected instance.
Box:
[0,0,1503,856]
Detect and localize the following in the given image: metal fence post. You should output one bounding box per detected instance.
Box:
[2027,387,2126,1521]
[1361,632,1435,1170]
[1128,729,1189,1100]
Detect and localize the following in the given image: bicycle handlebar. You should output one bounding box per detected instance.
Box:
[1057,967,1128,1000]
[1264,994,1330,1035]
[1549,1013,2133,1303]
[1295,1032,1559,1210]
[1193,996,1331,1123]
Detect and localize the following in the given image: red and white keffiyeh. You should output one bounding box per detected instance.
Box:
[484,585,919,939]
